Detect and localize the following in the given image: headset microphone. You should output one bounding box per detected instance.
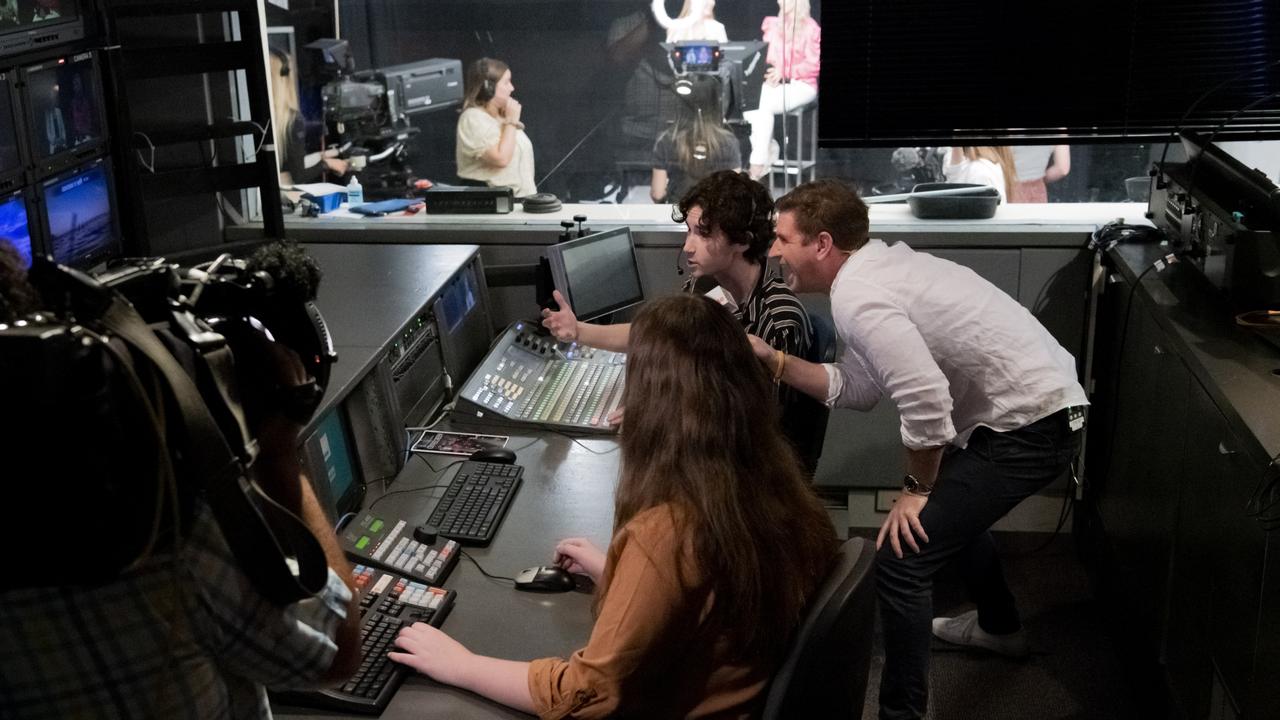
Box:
[675,254,684,275]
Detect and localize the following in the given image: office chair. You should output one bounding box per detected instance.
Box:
[761,536,876,720]
[788,309,836,475]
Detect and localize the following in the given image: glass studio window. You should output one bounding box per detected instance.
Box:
[284,1,1280,205]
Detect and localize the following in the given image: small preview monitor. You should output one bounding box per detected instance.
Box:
[545,227,644,322]
[0,188,33,268]
[302,406,364,517]
[668,42,722,72]
[0,0,85,61]
[22,50,105,177]
[38,155,120,270]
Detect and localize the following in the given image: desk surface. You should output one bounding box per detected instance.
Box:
[304,243,479,435]
[277,420,622,719]
[1110,244,1280,464]
[229,202,1154,249]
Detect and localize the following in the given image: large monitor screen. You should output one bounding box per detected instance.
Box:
[41,156,118,269]
[0,189,32,268]
[546,227,644,322]
[24,51,102,163]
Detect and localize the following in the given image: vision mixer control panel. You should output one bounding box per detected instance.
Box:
[456,322,626,433]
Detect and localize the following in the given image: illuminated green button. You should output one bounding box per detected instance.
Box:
[356,536,370,550]
[370,519,384,533]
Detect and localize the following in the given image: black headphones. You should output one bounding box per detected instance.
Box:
[270,47,290,77]
[476,58,496,103]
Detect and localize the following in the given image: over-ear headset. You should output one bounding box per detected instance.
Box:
[476,58,496,103]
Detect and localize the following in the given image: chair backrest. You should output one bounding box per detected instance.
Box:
[761,536,877,720]
[784,309,837,475]
[809,310,839,364]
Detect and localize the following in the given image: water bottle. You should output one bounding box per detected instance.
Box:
[347,175,363,208]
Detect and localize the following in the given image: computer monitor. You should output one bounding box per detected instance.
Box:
[21,50,106,178]
[0,188,33,268]
[0,0,85,61]
[302,406,364,517]
[545,227,644,322]
[37,155,120,269]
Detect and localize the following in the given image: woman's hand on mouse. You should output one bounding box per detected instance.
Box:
[554,537,605,583]
[389,623,473,684]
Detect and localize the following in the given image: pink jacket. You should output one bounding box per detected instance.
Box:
[762,16,821,88]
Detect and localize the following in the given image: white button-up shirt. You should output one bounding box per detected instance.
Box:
[823,239,1088,449]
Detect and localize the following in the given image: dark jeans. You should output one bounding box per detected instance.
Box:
[876,409,1081,720]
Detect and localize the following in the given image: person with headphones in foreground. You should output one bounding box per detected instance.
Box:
[390,293,838,718]
[456,57,537,197]
[751,180,1087,720]
[0,240,362,718]
[541,171,822,470]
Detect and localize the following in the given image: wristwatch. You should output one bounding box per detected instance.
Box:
[903,473,933,496]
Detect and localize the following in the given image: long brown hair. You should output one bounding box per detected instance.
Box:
[671,74,737,182]
[462,57,509,111]
[606,294,837,660]
[958,146,1017,198]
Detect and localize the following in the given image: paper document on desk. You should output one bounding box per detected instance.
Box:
[704,285,737,313]
[289,182,348,196]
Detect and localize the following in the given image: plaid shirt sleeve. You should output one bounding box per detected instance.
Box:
[185,507,352,691]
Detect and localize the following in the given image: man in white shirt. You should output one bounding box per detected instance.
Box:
[750,179,1088,720]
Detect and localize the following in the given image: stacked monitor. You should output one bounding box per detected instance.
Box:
[0,48,120,270]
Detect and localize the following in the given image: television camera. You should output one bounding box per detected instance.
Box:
[0,243,336,602]
[305,38,419,192]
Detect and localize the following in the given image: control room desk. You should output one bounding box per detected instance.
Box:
[275,422,622,719]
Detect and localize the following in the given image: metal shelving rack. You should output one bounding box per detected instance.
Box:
[100,0,283,253]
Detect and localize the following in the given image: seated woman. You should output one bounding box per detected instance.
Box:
[651,0,727,43]
[745,0,821,180]
[390,293,838,719]
[943,146,1017,203]
[455,58,536,197]
[270,49,348,186]
[650,74,741,203]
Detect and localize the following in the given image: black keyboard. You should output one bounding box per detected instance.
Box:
[271,565,456,715]
[425,460,523,546]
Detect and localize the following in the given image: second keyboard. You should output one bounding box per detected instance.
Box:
[426,460,523,546]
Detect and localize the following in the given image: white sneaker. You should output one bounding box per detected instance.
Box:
[931,609,1029,658]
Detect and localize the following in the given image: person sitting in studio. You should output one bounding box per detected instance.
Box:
[650,73,741,203]
[270,48,350,186]
[0,241,363,717]
[943,146,1017,203]
[455,57,537,198]
[651,0,727,43]
[745,0,822,180]
[542,170,825,470]
[390,292,838,719]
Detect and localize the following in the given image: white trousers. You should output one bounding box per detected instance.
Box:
[744,81,818,166]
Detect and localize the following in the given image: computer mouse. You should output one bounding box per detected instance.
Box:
[514,565,577,593]
[469,446,517,464]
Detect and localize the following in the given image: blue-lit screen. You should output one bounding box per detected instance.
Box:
[313,409,358,512]
[683,44,716,68]
[438,267,477,333]
[0,192,32,268]
[44,160,116,267]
